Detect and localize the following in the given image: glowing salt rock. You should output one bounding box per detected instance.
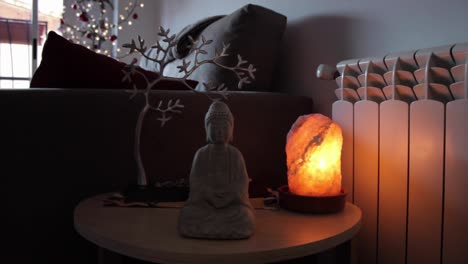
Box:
[286,114,343,196]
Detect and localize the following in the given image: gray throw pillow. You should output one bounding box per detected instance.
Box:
[140,4,287,92]
[168,15,225,60]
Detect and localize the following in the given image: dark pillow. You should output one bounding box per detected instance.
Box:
[140,4,287,92]
[31,31,197,90]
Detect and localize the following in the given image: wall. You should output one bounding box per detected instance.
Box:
[129,0,468,116]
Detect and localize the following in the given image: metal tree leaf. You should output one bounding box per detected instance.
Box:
[247,64,256,79]
[157,115,172,127]
[158,26,169,36]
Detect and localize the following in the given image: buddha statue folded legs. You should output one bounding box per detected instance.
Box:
[178,101,255,239]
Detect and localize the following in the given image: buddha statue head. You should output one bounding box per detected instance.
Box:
[204,101,234,144]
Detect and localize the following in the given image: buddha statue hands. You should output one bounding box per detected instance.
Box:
[178,101,255,239]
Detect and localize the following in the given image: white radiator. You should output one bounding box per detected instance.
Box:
[321,43,468,264]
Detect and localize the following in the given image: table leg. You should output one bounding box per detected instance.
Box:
[316,240,351,264]
[335,239,352,264]
[98,247,123,264]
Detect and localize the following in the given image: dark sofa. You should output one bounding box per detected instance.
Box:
[3,88,313,263]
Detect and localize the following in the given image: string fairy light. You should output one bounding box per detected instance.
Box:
[59,0,143,57]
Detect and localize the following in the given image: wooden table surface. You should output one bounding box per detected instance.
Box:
[74,194,362,264]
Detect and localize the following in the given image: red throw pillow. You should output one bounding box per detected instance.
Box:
[30,31,197,90]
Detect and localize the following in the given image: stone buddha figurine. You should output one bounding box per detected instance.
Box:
[178,101,255,239]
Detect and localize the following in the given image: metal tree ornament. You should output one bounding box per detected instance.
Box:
[121,26,256,201]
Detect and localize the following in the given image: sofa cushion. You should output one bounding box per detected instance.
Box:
[140,4,287,92]
[31,31,197,90]
[168,15,225,60]
[2,88,313,263]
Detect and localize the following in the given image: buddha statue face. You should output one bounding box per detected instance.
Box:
[204,101,234,144]
[207,119,233,144]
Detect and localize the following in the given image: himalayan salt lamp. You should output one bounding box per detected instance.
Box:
[278,114,347,213]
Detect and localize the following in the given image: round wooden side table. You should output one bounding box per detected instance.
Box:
[74,193,362,264]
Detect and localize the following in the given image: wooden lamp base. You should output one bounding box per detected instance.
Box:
[278,185,347,214]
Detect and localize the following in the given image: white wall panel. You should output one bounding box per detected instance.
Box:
[378,100,409,264]
[443,99,468,264]
[332,100,354,202]
[407,100,444,264]
[354,100,379,264]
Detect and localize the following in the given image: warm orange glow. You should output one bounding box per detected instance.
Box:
[286,114,343,196]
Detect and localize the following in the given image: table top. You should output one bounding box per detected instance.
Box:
[74,193,362,264]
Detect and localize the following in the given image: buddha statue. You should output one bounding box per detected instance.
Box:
[178,101,255,239]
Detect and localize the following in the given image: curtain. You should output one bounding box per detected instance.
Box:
[0,18,47,45]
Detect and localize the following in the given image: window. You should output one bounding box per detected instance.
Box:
[0,0,63,88]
